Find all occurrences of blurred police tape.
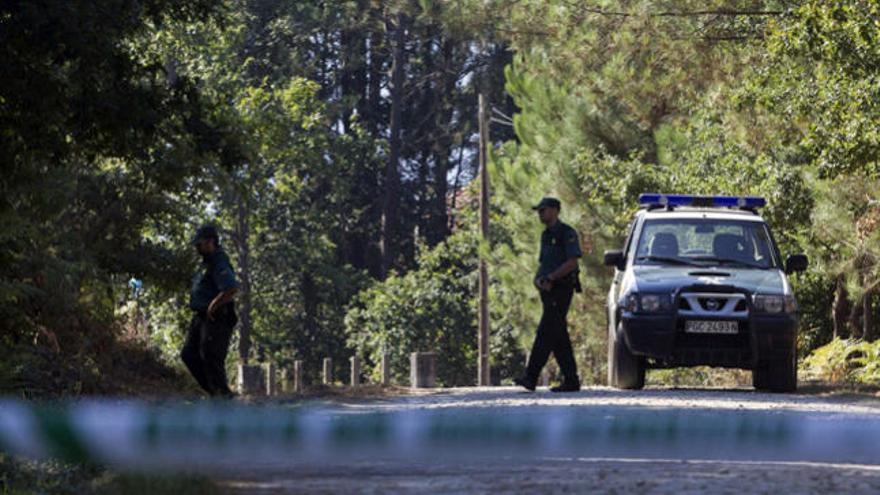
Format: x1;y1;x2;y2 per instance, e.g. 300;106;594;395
1;399;879;469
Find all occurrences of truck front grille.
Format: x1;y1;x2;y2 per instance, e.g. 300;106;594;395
677;292;749;318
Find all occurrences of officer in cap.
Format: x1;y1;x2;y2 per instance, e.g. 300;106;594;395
515;197;582;392
181;225;239;397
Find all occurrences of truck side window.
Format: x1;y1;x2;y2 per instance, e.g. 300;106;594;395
622;219;637;259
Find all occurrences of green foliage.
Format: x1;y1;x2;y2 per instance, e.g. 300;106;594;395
130;0;517;383
482;0;821;383
0;454;218;495
792;270;835;357
9;0;880;394
800;338;880;385
236;79;376;375
647;368;751;388
0;454;102;495
0;0;227;396
345;230;523;386
479;0;880;383
756;0;880;178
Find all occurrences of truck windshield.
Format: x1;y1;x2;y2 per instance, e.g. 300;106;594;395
634;218;779;269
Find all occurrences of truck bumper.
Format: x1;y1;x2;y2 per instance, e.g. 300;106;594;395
620;312;797;369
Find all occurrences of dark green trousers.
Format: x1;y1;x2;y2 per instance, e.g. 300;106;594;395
181;304;236;396
525;284;578;382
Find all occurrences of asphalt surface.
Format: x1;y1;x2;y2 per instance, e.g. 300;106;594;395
214;386;880;494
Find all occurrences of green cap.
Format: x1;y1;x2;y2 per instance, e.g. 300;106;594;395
191;225;219;245
532;197;561;210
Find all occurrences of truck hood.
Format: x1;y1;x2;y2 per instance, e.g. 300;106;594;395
630;265;788;295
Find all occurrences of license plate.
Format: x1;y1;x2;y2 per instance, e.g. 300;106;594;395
684;320;739;334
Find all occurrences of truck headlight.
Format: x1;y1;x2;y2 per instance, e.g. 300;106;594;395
640;294;669;312
753;295;797;314
623;293;639;313
622;293;672;313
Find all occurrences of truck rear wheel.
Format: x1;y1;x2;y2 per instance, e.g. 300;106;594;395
608;322;645;390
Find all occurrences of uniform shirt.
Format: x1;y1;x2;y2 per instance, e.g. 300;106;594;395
189;247;238;311
537;221;582;278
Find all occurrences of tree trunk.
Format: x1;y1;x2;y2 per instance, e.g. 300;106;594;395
863;251;877;340
300;271;320;379
427;38;455;246
850;264;865;339
366;8;385;136
233;194;253;364
341;9;367;135
833;275;850;339
380;12;407;278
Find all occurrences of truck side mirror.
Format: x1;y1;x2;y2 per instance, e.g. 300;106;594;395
604;250;626;271
785;254;808;274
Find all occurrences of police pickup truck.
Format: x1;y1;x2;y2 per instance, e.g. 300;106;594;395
603;194;808;392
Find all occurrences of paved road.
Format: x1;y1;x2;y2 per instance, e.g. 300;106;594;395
214;386;880;494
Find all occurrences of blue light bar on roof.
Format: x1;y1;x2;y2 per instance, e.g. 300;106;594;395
638;193;766;209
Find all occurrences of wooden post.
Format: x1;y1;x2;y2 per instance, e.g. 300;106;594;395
381;352;391;386
410;352;437;388
293;360;303;392
280;368;290;393
265;362;277;396
237;364;262;396
350;356;361;387
477;93;491;386
323;358;333;385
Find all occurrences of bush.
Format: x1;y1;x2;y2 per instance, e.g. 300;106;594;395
0;297;195;399
0;454;101;495
0;453;218;495
800;338;880;385
345;231;523;387
790;271;835;357
647;368;752;388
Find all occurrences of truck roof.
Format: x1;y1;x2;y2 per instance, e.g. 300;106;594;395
639;208;766;222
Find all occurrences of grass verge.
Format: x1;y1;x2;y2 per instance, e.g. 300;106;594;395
0;454;219;495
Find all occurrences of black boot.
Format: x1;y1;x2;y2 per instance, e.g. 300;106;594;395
514;376;537;392
551;377;580;393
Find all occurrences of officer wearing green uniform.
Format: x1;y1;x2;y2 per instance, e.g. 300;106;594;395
181;225;239;397
515;197;582;392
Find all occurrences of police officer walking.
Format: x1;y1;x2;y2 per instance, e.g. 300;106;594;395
515;197;582;392
181;225;239;398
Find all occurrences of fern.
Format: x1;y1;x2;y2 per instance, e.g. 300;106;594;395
800;338;880;385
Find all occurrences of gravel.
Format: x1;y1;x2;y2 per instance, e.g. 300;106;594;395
218;386;880;494
341;386;880;416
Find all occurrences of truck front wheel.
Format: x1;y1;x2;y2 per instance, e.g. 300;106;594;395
608;322;645;390
752;348;797;393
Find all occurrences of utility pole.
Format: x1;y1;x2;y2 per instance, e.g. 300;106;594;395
478;94;490;387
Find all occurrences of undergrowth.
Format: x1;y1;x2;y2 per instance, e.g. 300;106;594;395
0;454;218;495
799;338;880;385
